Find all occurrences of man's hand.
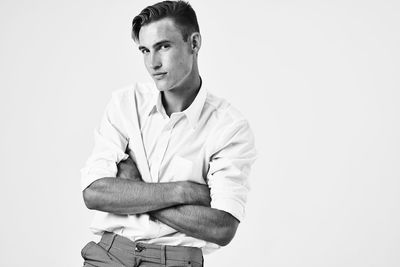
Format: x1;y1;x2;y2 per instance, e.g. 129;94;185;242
117;157;142;181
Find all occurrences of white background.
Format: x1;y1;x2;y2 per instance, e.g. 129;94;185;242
1;0;399;266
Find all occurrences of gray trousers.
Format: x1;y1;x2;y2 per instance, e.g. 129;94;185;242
81;232;203;267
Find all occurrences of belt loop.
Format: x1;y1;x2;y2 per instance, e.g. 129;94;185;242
134;257;140;267
160;245;166;265
104;232;117;252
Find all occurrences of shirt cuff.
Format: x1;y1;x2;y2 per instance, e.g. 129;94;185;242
80;156;128;191
80;170;114;191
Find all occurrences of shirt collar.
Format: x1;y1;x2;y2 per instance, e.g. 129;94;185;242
148;78;207;129
147;91;166;118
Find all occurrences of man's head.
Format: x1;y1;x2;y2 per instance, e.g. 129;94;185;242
132;1;201;92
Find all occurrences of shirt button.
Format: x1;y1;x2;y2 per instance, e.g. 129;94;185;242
135;244;145;252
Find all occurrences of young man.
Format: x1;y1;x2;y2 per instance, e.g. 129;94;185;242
81;1;256;266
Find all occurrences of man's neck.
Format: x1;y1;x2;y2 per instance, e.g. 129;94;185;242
162;75;201;117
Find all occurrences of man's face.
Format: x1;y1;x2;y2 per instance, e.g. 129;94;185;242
138;18;194;92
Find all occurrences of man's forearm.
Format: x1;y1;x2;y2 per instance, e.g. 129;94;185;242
83;178;209;215
150;205;239;246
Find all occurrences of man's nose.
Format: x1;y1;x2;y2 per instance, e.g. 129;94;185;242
149;52;162;70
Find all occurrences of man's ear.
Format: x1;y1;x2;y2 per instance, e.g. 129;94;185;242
189;32;201;54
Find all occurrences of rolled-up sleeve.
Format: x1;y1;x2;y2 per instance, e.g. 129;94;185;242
207;120;257;222
80;94;129;191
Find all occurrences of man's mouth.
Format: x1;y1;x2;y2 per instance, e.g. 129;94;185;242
153;72;167;80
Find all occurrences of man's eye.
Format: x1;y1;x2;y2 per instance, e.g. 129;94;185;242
160;44;170;50
141;49;149;54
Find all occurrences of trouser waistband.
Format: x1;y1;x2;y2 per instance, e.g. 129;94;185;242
100;232;203;265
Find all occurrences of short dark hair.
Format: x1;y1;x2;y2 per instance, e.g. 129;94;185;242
131;0;200;42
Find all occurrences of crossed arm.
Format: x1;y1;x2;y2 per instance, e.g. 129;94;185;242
83;158;239;246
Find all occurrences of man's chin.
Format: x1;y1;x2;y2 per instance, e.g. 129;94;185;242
154;80;171;92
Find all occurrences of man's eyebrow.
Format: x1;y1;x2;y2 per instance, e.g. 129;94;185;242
138;40;172;51
153;40;171;47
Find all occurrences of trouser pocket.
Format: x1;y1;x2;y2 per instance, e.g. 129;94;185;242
81;241;126;267
81;241;96;259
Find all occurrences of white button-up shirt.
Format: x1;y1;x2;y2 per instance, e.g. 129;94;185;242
81;81;257;254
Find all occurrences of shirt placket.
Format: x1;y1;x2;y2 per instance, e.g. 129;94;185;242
150;114;181;182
